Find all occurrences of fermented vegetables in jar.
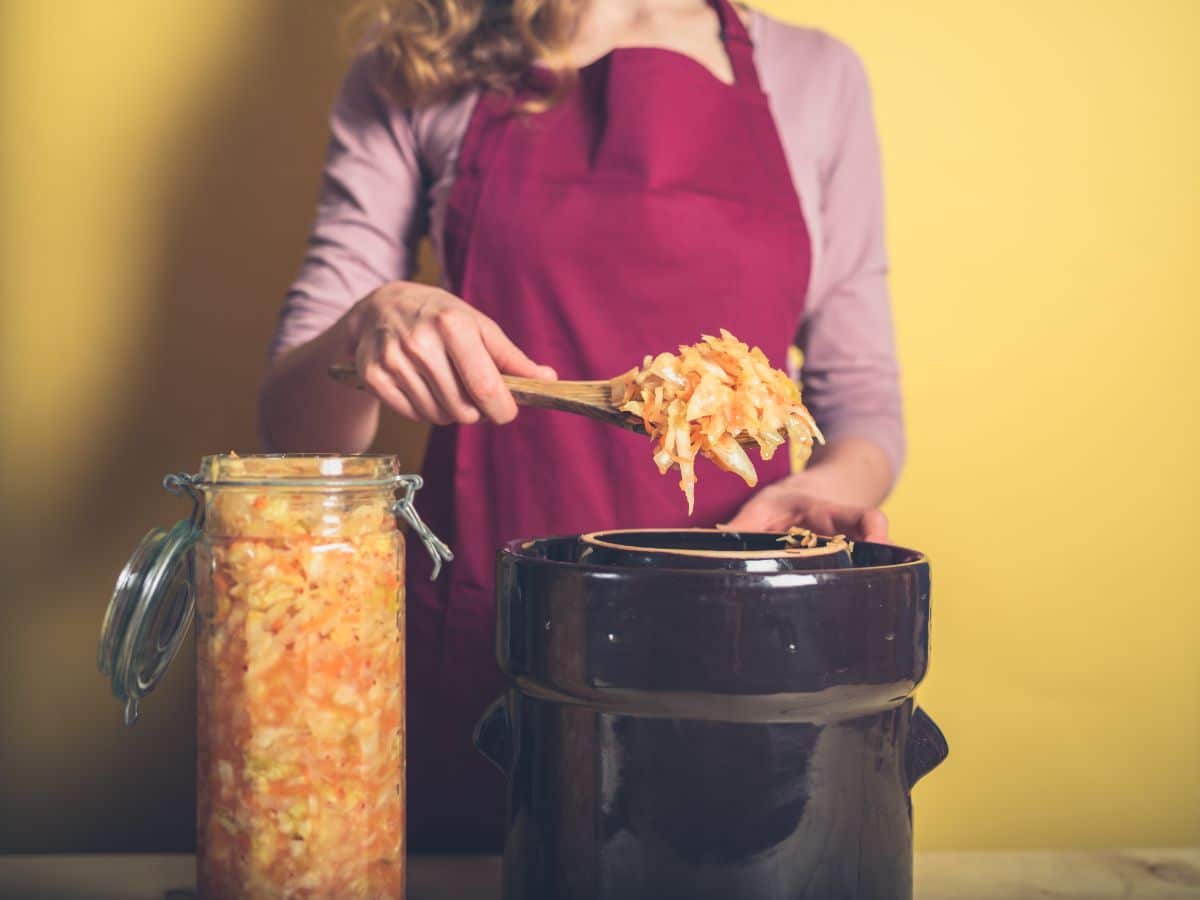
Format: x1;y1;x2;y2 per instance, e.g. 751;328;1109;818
98;453;452;899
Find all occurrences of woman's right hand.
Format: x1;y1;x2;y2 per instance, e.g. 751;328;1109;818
342;281;557;426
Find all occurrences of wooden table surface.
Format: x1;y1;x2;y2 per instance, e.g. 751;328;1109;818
0;849;1197;900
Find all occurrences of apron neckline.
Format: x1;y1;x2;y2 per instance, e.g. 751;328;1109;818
528;0;759;92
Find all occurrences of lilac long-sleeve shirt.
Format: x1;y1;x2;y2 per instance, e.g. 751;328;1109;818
272;13;906;474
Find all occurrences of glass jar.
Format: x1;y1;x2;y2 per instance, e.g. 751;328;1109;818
98;454;451;899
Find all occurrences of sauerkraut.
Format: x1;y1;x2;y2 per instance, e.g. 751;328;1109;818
779;525;851;554
195;456;404;899
612;330;824;513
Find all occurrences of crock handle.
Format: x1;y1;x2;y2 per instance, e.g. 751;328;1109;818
472;696;511;773
906;705;949;788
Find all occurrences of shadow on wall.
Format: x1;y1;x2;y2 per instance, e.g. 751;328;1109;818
1;2;430;852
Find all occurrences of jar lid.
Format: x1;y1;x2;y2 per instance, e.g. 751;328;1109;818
98;516;200;725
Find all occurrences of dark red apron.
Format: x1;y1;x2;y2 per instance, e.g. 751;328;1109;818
406;0;811;850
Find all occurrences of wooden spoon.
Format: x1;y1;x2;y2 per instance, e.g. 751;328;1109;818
327;362;762;445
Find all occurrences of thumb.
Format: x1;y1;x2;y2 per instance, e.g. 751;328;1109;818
477;315;557;380
721;494;779;532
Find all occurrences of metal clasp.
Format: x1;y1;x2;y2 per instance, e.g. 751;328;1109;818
393;474;453;580
163;472;205;527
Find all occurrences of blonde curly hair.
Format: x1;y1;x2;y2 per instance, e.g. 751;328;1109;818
348;0;585;109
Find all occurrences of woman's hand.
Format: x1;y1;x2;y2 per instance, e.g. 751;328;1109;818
344;282;556;426
722;473;889;541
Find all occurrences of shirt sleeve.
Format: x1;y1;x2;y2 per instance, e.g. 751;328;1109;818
797;38;906;478
268;53;426;360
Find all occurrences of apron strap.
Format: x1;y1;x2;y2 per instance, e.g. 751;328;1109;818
710;0;760;90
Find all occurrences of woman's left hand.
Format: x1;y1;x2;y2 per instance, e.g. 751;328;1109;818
722;474;889;541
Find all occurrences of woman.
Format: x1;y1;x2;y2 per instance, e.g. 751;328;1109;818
260;0;903;850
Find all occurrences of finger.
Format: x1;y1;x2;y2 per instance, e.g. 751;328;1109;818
379;336;454;426
720;507;767;532
395;324;477;424
374;324;453;427
859;508;889;542
722;491;789;532
826;503;886;542
437;314;520;424
802;506;838;536
356;338;421;422
475;314;557;380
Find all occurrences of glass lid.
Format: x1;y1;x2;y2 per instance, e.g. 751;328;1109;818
98;517;200;725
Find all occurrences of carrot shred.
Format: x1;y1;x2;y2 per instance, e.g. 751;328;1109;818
611;329;824;515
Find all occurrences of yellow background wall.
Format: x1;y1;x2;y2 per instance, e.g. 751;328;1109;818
1;0;1196;852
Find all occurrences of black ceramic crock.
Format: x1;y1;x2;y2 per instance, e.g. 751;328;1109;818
475;529;947;900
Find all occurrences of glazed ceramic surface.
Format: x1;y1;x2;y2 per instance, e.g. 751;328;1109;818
477;530;947;900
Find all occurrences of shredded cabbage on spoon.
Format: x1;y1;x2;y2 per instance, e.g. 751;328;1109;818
611;329;824;514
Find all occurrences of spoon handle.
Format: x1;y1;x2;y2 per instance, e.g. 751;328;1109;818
329;362;619;415
329;363;610;402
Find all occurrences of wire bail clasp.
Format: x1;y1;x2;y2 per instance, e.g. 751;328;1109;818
394;474;453;580
163;472;205;526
